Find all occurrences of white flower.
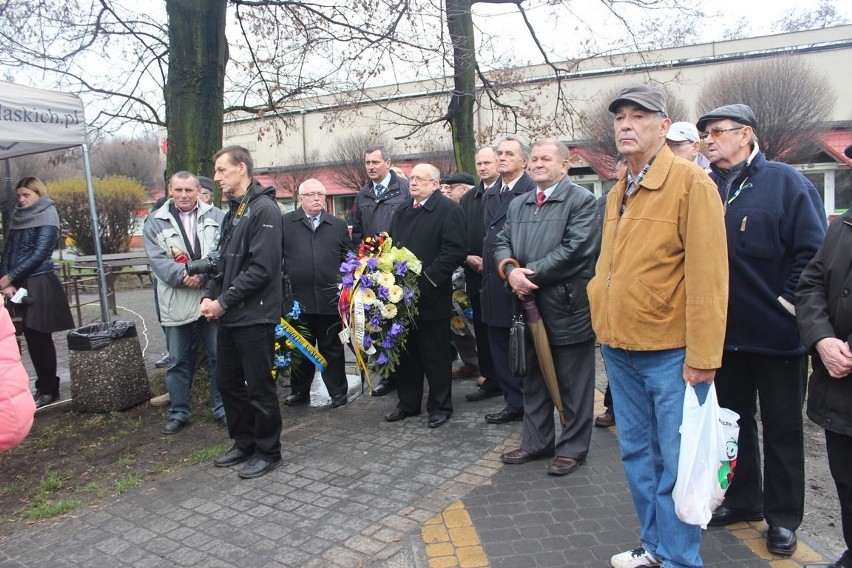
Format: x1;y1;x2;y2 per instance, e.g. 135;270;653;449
380;303;398;319
388;285;403;303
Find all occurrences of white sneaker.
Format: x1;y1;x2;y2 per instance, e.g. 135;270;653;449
611;546;661;568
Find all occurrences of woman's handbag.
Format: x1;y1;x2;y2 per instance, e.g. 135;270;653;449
508;312;527;376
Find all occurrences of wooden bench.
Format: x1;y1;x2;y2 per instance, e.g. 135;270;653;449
72;252;153;316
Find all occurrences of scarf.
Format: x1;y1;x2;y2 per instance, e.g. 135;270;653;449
10;197;61;231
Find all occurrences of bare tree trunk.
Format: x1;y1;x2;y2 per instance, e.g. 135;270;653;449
164;0;228;192
446;0;477;176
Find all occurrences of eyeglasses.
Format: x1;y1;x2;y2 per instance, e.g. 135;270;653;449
410;176;436;184
299;192;326;199
666;140;692;148
699;126;745;140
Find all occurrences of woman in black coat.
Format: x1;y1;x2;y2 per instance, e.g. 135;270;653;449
0;177;74;408
796;205;852;568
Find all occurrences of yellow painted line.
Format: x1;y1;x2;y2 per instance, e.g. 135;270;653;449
423;500;489;568
726;519;827;567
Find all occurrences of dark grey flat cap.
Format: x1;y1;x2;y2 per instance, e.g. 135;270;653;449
845;145;852;159
198;176;215;192
608;85;668;116
442;172;476;186
697;104;758;132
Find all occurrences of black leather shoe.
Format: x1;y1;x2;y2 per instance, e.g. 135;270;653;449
428;414;449;428
385;408;417;422
594;410;615;428
34;392;59;408
500;448;555;464
162;418;187;434
767;526;797;556
708;504;764;526
213;444;253;467
485;407;523;424
371;379;396;397
465;388;501;402
284;392;310;406
331;393;348;408
237;456;282;479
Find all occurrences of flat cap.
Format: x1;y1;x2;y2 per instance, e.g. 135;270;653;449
697;104;757;132
666;122;700;143
608;85;667;116
442;172;476;186
198;176;215;192
845;144;852;160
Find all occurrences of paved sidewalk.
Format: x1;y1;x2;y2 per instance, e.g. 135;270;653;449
3;287;836;567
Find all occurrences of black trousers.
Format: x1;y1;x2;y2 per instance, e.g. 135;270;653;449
826;429;852;558
487;326;523;412
23;327;59;395
290;314;348;398
395;318;453;417
471;293;500;394
714;351;807;530
216;324;282;460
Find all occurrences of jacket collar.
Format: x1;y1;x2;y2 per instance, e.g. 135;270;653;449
634;145;675;192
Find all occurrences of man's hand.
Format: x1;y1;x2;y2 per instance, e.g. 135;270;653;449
815;337;852;378
200;298;224;320
466;255;483;273
507;267;538;299
182;272;203;289
683;364;715;386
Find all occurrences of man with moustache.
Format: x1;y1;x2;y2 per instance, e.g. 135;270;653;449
493;139;598;476
479;134;536;424
385;163;467;428
281;179;353;409
201;145;284;480
351;145;411;397
588;86;728;568
143;171;226;434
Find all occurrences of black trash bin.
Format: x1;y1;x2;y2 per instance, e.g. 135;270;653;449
67;321;150;413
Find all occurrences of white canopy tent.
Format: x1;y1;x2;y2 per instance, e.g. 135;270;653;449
0;80;111;322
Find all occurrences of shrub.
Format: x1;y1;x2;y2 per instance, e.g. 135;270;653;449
48;176;146;255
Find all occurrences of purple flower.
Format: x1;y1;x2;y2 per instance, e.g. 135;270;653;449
388;322;404;337
377;285;390;301
376;352;389;365
381;336;396;349
363;335;372;350
366;257;378;269
403;287;415;302
394;262;407;276
342;274;354;287
361;275;373;287
370;315;382;329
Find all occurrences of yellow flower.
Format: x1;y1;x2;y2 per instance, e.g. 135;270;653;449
376;272;395;288
275;342;280;351
452;289;469;307
285;340;295;349
388;285;403;303
451;316;467;329
361;287;377;302
380;303;398;319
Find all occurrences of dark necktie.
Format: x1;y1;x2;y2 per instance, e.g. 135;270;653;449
500;184;510;193
375;183;384;197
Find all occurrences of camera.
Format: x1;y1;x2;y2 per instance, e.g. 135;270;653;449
186;251;224;280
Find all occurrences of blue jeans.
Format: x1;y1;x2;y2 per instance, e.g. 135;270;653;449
163;318;224;422
601;346;705;568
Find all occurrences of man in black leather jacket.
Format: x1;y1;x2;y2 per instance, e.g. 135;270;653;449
493;139;599;477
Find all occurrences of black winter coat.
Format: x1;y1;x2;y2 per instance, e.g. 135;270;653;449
480;172;536;327
389;191;467;321
204;181;282;327
493;176;598;345
796;210;852;436
282;209;352;315
458;180;491;298
351;170;410;245
0;225;57;283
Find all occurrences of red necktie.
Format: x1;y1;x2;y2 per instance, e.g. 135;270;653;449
413;202;421;209
536;191;545;208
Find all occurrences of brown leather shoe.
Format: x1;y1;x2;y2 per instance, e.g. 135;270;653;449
500;447;554;464
547;456;583;476
595;410;615;428
452;364;479;379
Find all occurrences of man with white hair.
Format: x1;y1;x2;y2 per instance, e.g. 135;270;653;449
665;122;711;172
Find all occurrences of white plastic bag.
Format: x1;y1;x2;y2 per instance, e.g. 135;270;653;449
673;383;740;528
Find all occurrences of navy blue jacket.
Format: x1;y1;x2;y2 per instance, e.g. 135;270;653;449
0;225;58;284
351;170;410;246
713;151;827;355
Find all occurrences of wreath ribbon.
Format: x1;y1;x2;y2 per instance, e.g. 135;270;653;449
279;318;327;372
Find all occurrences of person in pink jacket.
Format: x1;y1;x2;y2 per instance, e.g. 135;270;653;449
0;300;35;450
